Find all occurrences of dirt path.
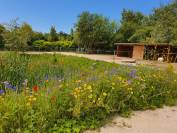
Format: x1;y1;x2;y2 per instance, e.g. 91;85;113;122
26;51;177;72
86;106;177;133
25;51;136;65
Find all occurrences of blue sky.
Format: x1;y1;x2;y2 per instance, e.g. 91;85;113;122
0;0;171;33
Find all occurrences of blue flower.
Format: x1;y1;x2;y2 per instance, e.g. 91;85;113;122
3;81;16;91
0;90;5;95
129;69;137;78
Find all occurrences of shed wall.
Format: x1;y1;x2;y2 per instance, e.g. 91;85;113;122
132;45;145;59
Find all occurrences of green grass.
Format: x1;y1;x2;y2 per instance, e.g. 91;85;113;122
0;52;177;132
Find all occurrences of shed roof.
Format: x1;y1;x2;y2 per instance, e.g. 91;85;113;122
114;43;176;46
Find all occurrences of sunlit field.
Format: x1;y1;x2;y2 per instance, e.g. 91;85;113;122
0;52;177;132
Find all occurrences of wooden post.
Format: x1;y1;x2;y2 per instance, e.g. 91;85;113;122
116;45;119;56
167;45;171;62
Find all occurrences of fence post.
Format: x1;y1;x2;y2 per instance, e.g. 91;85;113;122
113;50;116;63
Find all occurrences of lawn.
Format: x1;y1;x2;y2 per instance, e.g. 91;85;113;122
0;52;177;133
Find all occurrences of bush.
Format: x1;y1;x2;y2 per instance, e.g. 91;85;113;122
32;40;74;50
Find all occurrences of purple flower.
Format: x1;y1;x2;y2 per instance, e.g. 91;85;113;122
0;90;5;95
45;75;49;80
3;81;16;91
127;80;132;85
110;68;118;75
129;69;137;78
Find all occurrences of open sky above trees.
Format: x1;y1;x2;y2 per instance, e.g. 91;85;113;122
0;0;176;51
0;0;171;33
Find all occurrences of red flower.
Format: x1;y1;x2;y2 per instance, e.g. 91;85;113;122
33;86;39;92
51;96;56;103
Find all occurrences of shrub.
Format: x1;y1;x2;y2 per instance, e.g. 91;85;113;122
32;40;74;50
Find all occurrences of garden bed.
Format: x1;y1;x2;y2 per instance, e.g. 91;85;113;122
0;52;177;132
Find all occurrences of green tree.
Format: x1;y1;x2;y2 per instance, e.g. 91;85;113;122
75;12;117;49
48;26;58;42
116;9;146;43
147;0;177;44
3;20;33;51
0;24;5;49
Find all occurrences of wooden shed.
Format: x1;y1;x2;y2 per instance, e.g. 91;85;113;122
115;43;145;60
115;43;177;62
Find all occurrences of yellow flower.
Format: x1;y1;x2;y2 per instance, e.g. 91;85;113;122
112;82;115;86
84;84;87;88
88;94;93;99
128;88;133;91
26;87;30;90
0;96;4;101
76;80;81;83
74;88;80;94
87;85;92;90
103;92;107;96
28;97;32;102
32;97;37;101
98;98;101;101
26;102;31;106
112;87;115;90
59;84;63;88
74;95;78;98
118;76;123;81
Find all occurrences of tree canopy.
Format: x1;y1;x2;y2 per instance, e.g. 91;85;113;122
116;1;177;45
48;26;58;42
3;20;33;51
74;12;117;49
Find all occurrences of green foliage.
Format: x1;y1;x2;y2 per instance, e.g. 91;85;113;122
31;32;46;43
0;53;177;132
32;40;74;50
0;25;5;49
116;9;146;43
147;1;177;44
48;26;58;42
116;1;177;44
75;11;117;49
3;20;33;51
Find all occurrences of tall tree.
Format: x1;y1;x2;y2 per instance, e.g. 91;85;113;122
48;26;58;42
116;9;146;43
147;0;177;44
0;24;5;49
75;12;117;49
3;20;33;51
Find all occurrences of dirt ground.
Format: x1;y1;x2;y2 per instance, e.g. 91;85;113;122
25;51;177;72
86;106;177;133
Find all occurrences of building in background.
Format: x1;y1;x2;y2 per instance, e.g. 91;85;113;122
115;43;177;62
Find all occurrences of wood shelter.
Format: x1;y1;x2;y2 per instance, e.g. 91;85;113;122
115;43;177;62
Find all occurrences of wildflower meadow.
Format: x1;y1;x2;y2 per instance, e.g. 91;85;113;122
0;52;177;132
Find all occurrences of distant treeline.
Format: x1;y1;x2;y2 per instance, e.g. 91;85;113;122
0;0;176;51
